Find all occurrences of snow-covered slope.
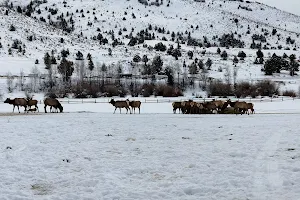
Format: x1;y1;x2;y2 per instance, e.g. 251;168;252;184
0;0;300;93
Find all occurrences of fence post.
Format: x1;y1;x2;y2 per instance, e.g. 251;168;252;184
68;99;69;104
95;99;97;103
271;97;272;102
82;99;83;103
157;99;158;103
282;97;283;101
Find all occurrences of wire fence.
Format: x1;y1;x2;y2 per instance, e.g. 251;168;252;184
0;96;297;105
53;96;297;104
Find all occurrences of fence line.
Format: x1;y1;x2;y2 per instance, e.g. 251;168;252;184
53;96;296;104
0;96;296;105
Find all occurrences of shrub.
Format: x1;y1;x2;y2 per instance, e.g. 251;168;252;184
154;84;183;97
104;85;121;97
140;83;154;97
282;90;297;97
234;82;258;98
255;80;278;97
208;81;233;97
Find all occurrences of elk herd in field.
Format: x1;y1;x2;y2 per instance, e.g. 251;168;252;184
172;99;255;115
4;97;63;113
3;97;254;115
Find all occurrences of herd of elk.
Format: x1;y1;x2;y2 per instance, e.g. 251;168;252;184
172;99;255;115
109;99;141;114
3;97;254;115
4;97;63;113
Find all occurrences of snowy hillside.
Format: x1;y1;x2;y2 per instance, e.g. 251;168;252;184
0;0;300;96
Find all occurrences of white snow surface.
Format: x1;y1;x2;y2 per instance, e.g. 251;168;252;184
0;99;300;199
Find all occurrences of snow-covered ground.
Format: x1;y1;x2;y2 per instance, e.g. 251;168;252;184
0;111;300;199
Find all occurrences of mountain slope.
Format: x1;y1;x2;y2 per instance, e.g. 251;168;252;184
0;0;300;94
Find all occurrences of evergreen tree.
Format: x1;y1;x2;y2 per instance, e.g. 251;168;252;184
58;57;74;82
44;52;51;69
165;67;174;86
76;51;84;60
237;51;246;60
221;51;228;60
256;49;264;58
133;54;141;63
264;55;288;75
233;56;239;64
51;50;57;64
9;24;16;31
151;55;163;74
198;60;204;70
288;54;299;76
205;58;213;69
87;54;94;72
188;62;198;74
187;51;193;59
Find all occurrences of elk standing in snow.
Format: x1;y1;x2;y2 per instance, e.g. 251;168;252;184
4;98;27;113
109;99;131;114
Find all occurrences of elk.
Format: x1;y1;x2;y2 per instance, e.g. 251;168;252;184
27;99;39;112
212;99;226;111
202;101;217;113
234;101;248;115
4;98;27;113
44;98;63;113
181;100;193;114
247;103;255;114
172;101;182;114
128;100;141;114
109;99;131;114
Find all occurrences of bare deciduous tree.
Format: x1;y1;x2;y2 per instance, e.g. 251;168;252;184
6;72;14;93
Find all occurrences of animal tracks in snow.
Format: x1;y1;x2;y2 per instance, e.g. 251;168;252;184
252;131;283;199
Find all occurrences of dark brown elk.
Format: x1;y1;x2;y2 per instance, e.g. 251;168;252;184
234;101;248;115
190;102;197;114
128;100;141;114
196;102;204;113
44;98;63;113
4;98;27;113
181;100;193;114
172;102;182;114
109;99;131;114
247;103;255;114
227;99;237;108
212;99;226;111
202;101;217;113
27;99;39;112
190;102;205;114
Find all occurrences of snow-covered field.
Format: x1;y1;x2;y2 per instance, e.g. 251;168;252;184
0;101;300;199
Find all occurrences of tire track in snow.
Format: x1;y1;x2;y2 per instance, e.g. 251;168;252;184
252;131;283;199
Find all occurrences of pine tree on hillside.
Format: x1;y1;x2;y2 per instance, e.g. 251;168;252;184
44;52;51;69
87;53;94;72
188;62;198;74
76;51;84;60
58;57;74;82
151;55;163;74
256;49;264;58
205;58;213;69
165;67;174;86
221;51;228;60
